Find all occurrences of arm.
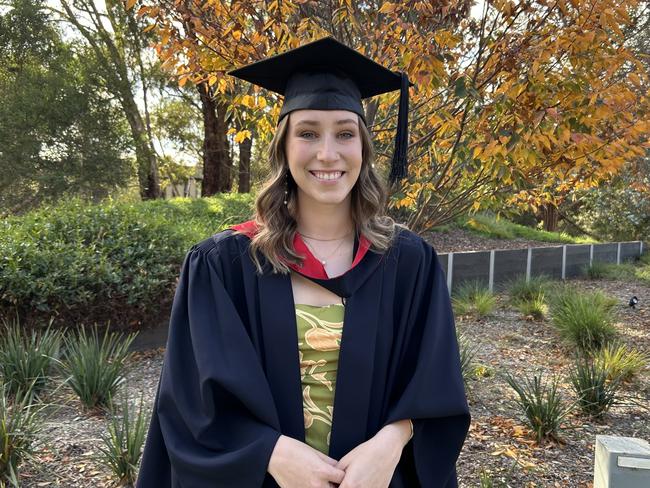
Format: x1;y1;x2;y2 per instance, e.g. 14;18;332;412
137;246;282;487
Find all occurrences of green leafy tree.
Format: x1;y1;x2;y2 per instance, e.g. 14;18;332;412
0;0;133;214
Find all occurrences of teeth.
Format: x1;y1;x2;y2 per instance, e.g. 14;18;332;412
312;171;343;180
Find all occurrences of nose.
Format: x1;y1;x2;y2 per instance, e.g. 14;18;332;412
316;134;339;163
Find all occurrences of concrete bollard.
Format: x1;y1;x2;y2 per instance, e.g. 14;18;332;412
594;435;650;488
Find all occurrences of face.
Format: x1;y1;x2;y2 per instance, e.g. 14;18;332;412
285;109;363;208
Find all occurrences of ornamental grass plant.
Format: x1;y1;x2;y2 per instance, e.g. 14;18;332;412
452;281;496;318
504;371;572;443
0;317;62;402
569;357;622;419
514;291;548;321
507;275;552;304
98;392;148;487
594;343;648;382
59;326;136;411
0;384;45;487
549;286;618;351
456;331;479;385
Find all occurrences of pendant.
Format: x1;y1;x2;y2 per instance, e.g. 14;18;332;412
321;260;326;265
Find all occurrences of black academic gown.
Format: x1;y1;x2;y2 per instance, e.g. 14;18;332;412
136;226;470;488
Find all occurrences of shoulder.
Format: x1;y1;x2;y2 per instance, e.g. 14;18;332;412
187;222;253;259
391;226;439;261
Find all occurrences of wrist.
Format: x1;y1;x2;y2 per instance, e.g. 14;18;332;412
267;434;286;476
380;419;412;451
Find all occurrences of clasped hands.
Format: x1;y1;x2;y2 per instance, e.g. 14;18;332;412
268;420;411;488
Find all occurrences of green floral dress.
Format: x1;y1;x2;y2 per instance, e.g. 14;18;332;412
295;303;344;455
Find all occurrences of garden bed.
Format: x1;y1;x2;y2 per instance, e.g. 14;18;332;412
17;276;650;487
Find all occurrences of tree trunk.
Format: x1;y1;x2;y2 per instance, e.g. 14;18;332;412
198;83;231;195
216;99;231;192
122;96;161;199
238;133;252;193
541;204;559;232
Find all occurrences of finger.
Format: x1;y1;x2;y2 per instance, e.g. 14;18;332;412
315;451;338;466
325;465;346;485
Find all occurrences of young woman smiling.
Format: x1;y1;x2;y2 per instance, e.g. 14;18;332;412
137;37;469;488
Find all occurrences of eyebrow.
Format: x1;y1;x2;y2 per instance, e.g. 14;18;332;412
294;118;358;127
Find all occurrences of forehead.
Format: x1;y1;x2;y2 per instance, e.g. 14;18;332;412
289;110;359;126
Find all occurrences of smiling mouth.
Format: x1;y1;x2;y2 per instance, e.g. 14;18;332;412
309;171;345;181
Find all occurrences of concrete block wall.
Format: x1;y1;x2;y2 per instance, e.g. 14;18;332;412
437;240;646;294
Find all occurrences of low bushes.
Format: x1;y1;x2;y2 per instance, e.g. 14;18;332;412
0;385;45;487
0;318;62;401
0;195;253;330
99;394;148;486
0;323;140;485
59;327;137;411
569;357;622;418
549;286;618;351
504;371;572;443
452;281;496;318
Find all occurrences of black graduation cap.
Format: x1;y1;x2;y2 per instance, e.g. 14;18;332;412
228;37;412;183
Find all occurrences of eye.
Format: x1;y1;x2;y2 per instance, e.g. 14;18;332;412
338;131;355;139
299;131;316;139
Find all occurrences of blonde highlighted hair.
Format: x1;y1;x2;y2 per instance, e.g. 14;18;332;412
235;113;404;275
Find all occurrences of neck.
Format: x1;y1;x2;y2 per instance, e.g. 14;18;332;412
295;196;355;240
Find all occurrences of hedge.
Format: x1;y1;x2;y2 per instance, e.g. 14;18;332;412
0;195;253;330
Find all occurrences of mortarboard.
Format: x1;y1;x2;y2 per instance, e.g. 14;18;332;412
228;36;412;184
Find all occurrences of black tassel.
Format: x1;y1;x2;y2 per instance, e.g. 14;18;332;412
389;71;410;184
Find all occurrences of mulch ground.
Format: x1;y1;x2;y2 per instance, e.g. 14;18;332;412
17;273;649;487
455;275;650;487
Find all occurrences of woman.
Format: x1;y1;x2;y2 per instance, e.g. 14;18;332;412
137;37;469;488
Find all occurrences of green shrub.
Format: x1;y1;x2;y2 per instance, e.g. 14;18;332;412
99;392;148;486
0;195;253;330
452;281;496;318
59;327;136;411
586;262;636;281
0;317;62;401
549;287;618;351
0;385;44;487
514;292;548;321
507;275;551;304
504;371;572;443
586;262;608;279
570;357;622;418
594;343;648;381
456;331;479;385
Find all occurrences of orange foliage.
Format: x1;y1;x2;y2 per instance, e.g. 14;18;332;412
131;0;649;230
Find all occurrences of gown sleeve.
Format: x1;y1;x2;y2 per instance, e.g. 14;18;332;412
383;238;470;488
136;244;282;488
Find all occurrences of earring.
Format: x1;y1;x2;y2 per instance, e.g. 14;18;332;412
284;169;289;205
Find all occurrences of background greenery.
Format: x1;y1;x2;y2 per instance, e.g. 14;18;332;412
0;195;253;329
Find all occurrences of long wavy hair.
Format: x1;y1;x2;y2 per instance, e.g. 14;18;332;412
236;112;404;275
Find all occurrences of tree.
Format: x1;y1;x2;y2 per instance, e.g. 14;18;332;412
0;0;133;214
140;0;648;231
48;0;162;199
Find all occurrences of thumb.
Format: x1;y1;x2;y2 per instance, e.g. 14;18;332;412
315;451;338;466
324;463;346;484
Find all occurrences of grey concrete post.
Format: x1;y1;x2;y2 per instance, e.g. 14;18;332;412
590;244;594;267
617;242;622;265
561;245;567;280
526;248;532;283
488;250;495;292
594;435;650;488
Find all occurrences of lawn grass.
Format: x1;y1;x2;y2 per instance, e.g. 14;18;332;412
450;213;597;244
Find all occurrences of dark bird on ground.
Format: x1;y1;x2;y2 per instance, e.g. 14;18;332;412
629;296;638;309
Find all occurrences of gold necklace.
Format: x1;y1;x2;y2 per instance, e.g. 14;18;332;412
298;229;354;241
300;233;351;265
